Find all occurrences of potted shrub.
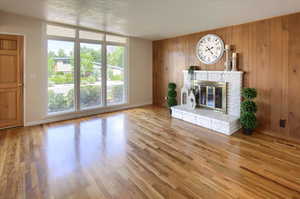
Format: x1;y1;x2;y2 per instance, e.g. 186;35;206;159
167;82;177;114
240;88;257;135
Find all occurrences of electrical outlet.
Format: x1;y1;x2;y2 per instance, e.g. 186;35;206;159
279;119;286;128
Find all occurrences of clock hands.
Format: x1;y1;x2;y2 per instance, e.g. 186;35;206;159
205;47;215;56
205;46;214;51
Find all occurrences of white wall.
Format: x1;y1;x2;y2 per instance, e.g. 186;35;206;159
0;11;152;125
129;37;153;105
0;11;47;124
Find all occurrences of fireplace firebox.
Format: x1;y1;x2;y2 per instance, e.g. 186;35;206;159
197;81;227;113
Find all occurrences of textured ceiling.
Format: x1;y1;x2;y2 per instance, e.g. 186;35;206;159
1;0;300;40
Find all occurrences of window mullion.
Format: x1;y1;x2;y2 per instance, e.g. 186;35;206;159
124;45;129;104
74;29;81;111
102;35;107;107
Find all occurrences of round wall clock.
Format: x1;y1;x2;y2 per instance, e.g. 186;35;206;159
196;34;225;64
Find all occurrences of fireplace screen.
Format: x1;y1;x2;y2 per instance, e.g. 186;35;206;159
197;81;227;113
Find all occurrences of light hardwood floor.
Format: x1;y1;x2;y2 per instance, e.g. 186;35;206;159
0;106;300;199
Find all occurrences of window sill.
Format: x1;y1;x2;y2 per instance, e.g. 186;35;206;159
46;102;128;119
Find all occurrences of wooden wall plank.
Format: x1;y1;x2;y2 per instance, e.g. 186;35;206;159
152;12;300;143
255;20;271;132
281;16;290;137
288;13;300;140
269;17;284;137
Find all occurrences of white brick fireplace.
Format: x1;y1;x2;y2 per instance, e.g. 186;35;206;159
171;70;243;135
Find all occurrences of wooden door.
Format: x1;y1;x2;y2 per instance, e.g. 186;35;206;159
0;34;23;128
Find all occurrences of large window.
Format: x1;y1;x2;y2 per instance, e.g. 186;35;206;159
47;25;128;115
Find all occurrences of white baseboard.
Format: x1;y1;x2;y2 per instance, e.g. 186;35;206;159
25;101;152;127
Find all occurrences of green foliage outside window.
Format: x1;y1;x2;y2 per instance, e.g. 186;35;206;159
49;73;74;85
80;85;101;108
48;84;124;112
107;68;123;81
48;90;74;112
107;47;124;67
107;85;124;104
48;46;124;85
48;86;100;112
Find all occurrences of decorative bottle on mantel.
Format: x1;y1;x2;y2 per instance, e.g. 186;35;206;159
232;53;238;71
224;44;231;71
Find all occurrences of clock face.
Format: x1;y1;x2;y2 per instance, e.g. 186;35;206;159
196;34;224;64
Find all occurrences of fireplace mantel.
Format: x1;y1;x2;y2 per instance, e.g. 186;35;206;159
171;70;243;135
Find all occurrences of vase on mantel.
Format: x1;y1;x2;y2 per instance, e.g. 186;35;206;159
187;66;198;80
232;53;237;71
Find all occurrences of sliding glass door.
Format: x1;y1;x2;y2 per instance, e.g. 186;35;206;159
47;25;128;115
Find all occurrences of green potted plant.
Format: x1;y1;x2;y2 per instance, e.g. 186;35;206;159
167;82;177;114
240;88;257;135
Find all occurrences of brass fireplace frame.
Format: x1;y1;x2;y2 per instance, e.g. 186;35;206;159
196;81;227;113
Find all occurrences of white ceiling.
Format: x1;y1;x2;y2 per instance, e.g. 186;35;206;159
1;0;300;40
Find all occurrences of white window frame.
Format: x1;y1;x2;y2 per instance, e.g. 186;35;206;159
46;24;129;116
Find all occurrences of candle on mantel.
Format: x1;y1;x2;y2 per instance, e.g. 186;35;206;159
224;44;231;71
232;53;238;71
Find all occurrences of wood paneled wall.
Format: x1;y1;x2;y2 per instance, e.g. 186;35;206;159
153;12;300;142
